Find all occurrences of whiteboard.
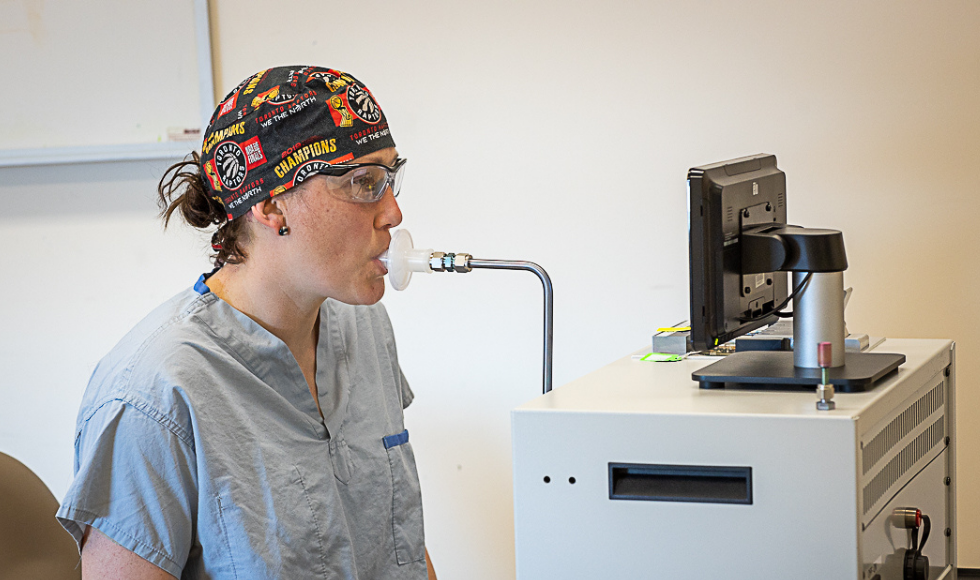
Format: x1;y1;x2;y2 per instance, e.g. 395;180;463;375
0;0;213;166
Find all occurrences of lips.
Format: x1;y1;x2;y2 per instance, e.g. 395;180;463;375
375;248;390;274
372;232;392;275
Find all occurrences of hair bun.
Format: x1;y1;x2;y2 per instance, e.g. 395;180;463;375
158;152;250;266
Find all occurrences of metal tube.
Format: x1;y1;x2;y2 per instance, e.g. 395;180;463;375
793;271;846;369
468;259;554;394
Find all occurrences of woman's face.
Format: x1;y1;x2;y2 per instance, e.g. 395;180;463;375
280;146;403;305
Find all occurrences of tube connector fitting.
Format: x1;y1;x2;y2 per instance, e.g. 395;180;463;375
452;253;472;273
429;252;448;272
430;252;473;273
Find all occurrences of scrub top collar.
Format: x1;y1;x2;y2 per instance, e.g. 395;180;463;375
190;272;347;437
194;269;219;295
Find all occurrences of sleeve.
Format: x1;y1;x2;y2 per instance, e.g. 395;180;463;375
56;399;197;578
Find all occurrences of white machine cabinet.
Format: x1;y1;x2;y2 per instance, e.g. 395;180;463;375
512;339;956;579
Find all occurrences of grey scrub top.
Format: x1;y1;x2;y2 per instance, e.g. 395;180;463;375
57;281;426;579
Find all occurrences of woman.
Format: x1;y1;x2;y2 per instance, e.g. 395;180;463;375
57;66;436;579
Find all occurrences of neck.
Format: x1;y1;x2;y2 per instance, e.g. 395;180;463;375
205;261;322;355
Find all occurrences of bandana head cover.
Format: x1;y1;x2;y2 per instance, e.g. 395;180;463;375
200;66;396;220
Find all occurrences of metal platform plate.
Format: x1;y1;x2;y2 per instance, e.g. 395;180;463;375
692;351;906;392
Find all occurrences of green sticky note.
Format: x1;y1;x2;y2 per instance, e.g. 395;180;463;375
641;352;683;363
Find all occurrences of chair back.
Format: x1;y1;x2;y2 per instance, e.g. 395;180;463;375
0;452;80;580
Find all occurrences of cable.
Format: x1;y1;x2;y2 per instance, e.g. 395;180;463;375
918;515;931;554
738;273;813;323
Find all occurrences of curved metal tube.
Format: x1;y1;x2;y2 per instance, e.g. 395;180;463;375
468;259;554;394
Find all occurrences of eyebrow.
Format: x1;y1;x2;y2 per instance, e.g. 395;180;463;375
354;150;399;167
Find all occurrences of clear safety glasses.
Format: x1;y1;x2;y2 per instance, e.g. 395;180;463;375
314;157;407;203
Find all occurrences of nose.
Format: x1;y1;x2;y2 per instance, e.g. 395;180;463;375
375;186;402;230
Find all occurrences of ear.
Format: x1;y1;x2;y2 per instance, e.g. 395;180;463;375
249;199;285;233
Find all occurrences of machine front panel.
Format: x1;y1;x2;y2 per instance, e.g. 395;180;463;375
513;410;857;578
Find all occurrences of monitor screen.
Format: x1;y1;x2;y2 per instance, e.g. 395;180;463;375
688;154;788;352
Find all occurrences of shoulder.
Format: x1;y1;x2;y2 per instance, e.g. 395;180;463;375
78;288;225;433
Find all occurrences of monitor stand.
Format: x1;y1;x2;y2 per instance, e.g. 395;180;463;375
692;271;905;392
692;351;905;392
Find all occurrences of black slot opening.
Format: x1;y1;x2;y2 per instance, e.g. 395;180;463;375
609;463;752;504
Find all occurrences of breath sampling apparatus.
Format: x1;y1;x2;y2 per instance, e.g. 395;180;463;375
380;229;554;393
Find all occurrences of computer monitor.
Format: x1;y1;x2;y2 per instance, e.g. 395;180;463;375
688;154;788;352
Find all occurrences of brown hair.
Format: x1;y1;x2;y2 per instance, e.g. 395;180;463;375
157;152;251;267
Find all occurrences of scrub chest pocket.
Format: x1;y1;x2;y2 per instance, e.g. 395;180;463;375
384;429;425;565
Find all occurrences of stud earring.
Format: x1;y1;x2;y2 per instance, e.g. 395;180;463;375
278;226;290;236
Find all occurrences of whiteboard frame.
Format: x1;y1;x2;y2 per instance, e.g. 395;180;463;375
0;0;214;168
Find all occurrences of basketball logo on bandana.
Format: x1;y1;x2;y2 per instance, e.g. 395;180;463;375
268;90;296;106
347;84;381;123
214;141;248;190
308;71;349;92
201;66;397;220
294;160;330;185
251;86;281;109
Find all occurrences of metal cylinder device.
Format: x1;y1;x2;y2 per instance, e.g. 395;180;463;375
793;271;846;369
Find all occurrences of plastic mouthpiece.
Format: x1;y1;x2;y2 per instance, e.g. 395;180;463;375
379;229;433;291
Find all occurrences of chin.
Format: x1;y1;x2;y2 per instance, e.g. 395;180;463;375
366;285;386;305
350;280;386;306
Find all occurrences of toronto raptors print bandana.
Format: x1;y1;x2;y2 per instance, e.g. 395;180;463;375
199;66;397;220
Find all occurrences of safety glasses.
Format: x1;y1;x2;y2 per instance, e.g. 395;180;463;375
313;157;407;203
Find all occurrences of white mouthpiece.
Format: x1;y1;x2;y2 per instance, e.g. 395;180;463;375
379;229;433;291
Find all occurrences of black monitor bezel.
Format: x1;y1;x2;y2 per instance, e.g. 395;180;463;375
688;154;788;352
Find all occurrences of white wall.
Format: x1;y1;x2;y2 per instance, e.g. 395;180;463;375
1;0;976;576
0;0;202;150
0;159;207;491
